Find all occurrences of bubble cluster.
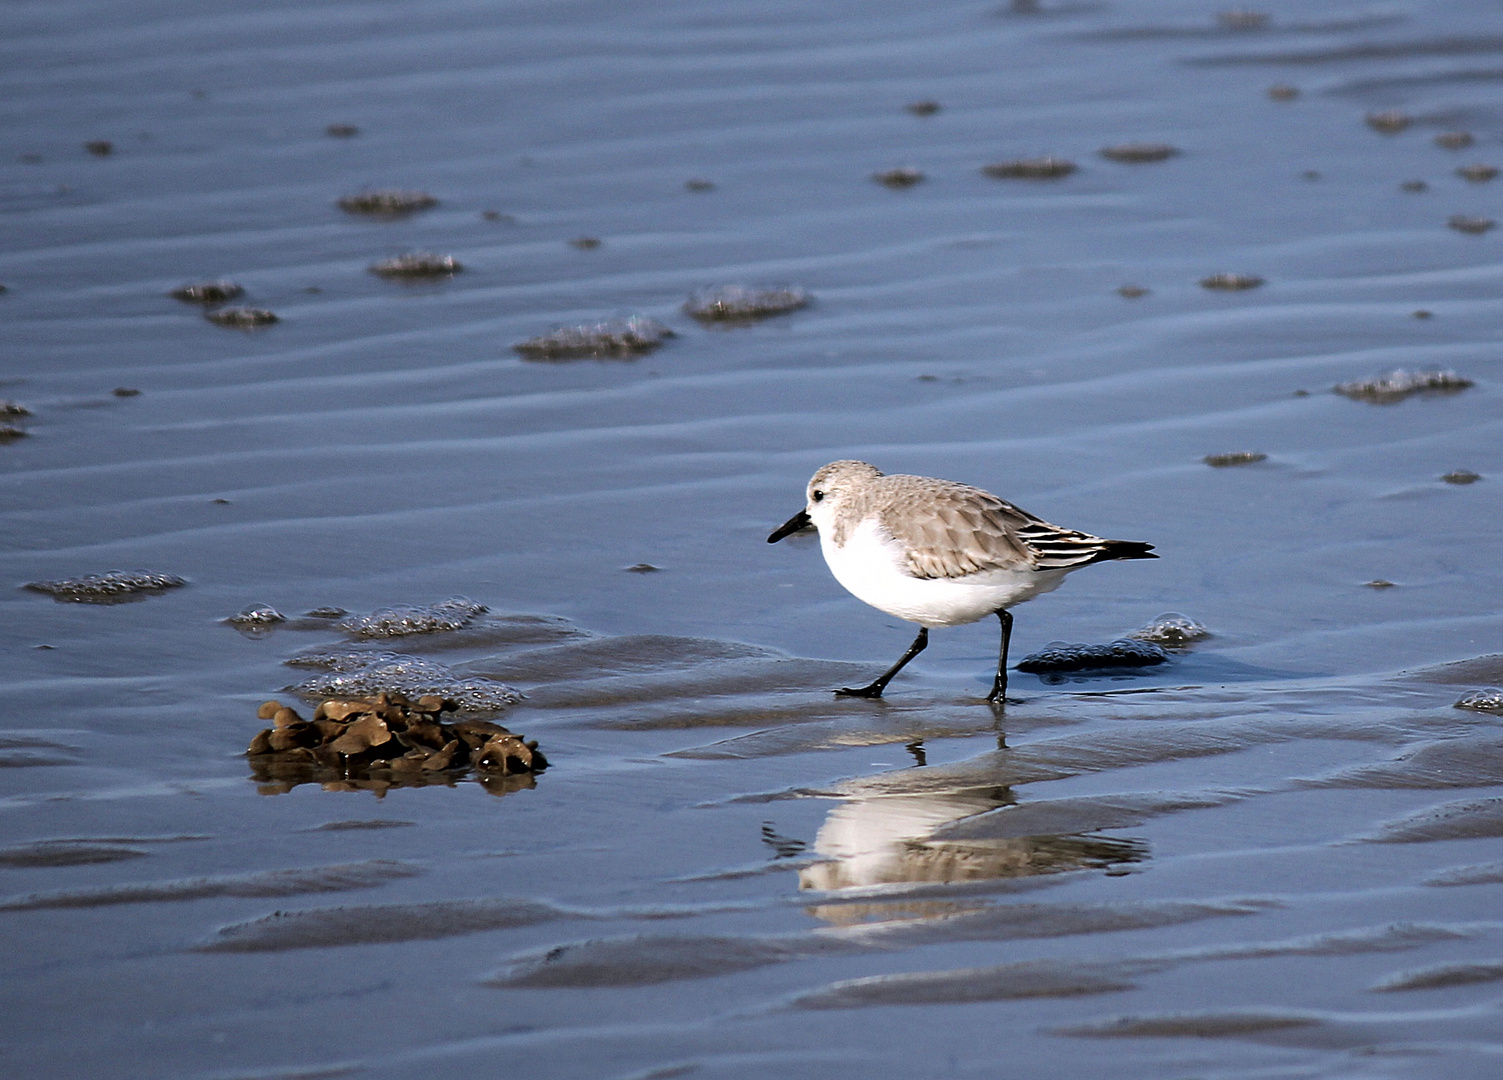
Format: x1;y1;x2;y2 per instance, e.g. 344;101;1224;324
25;570;186;603
1334;369;1473;404
368;253;461;278
1129;613;1211;647
337;596;487;637
287;651;523;712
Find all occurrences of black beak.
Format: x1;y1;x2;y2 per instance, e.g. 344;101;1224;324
767;509;812;544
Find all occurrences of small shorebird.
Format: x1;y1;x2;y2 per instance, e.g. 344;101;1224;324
767;460;1156;701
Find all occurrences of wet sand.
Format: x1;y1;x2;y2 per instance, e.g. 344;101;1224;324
2;1;1502;1077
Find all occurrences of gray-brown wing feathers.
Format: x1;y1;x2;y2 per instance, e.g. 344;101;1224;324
872;476;1126;579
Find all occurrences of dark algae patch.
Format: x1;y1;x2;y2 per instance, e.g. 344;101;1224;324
513;317;674;360
1099;142;1178;163
246;693;545;795
1016;640;1169;674
1365;110;1411;134
170;280;243;304
25;569;185;603
1204;451;1266;467
684;286;808;321
982;156;1076;179
1457;164;1498;183
1449;214;1495;234
1442;469;1481;484
205;306;278;328
337;189;437;216
872;167;924;188
1200;273;1263;291
368;253;461;278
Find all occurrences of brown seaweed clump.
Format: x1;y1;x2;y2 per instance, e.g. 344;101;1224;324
206;307;278;328
25;570;186;603
1449;215;1495;235
1442;470;1481;485
684;286;809;322
1366;111;1411;135
1267;84;1299;101
1435;131;1474;150
1100;143;1178;164
1204;451;1266;467
338;190;437;216
1200;273;1264;291
247;694;546;795
1457;164;1499;183
1455;689;1503;713
1334;369;1473;403
982;156;1076;180
873;167;924;188
513;316;675;360
368;253;462;278
170;281;243;304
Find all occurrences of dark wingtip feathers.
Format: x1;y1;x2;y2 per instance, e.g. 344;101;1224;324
1100;540;1157;561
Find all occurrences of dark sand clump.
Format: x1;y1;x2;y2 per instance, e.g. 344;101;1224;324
873;167;924;188
906;100;940;116
983;156;1076;180
1334;369;1472;403
1267;84;1298;101
684;286;809;322
205;306;278;328
1436;131;1474;150
25;570;186;603
337;190;437;216
1100;143;1178;163
1117;284;1149;298
84;140;113;157
1129;613;1211;647
1017;640;1169;674
514;317;674;360
1442;470;1481;485
1448;215;1495;234
1366;110;1410;134
368;253;461;278
247;694;546;796
1200;273;1264;291
170;280;243;304
1204;451;1266;467
1457;164;1499;183
325;124;359;137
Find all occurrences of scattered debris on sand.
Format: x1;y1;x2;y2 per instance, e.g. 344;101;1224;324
1129;613;1211;647
1442;470;1481;485
982;157;1076;180
1204;451;1266;467
338;190;437;216
247;694;545;796
1435;131;1473;150
1017;640;1169;674
1334;369;1473;403
684;285;809;322
325;124;359;138
1267;84;1298;101
25;570;186;603
1100;143;1178;163
339;597;487;637
170;281;243;304
873;167;924;188
1200;273;1263;291
1448;215;1495;235
1117;284;1150;298
906;100;940;116
368;253;461;278
513;316;675;360
1457;164;1499;183
1366;111;1410;135
1455;689;1503;713
84;140;113;157
206;307;278;328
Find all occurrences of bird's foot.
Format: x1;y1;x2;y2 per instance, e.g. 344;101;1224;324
835;683;884;699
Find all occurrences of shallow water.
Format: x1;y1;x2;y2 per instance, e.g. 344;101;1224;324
3;0;1503;1077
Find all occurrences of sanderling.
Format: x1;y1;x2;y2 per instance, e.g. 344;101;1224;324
767;460;1156;701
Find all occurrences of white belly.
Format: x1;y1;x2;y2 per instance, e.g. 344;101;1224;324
820;518;1067;628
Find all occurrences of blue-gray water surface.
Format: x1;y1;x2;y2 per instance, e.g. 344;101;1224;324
3;1;1503;1077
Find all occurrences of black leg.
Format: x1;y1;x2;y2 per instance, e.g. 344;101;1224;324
837;627;928;698
987;609;1013;703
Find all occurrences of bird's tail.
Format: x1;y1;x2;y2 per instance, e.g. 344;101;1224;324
1097;540;1157;562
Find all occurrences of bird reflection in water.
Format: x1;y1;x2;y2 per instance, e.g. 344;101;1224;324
799;765;1145;926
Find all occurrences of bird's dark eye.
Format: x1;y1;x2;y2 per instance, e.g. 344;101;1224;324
812;490;824;502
